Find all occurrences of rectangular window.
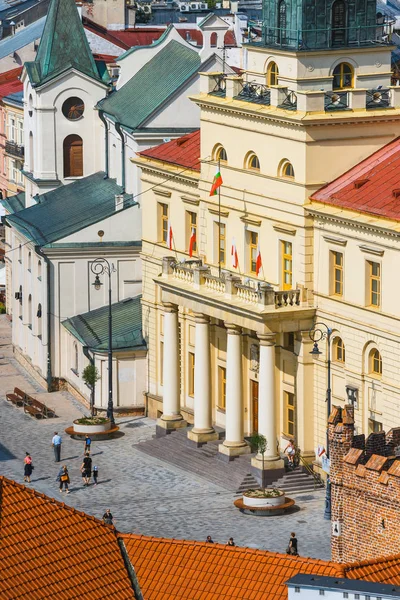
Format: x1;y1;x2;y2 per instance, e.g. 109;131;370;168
218;366;226;410
368;418;382;435
368;261;381;307
159;341;164;385
249;231;258;274
8;117;16;142
187;211;197;255
331;251;343;296
18;121;23;145
159;203;169;244
188;352;195;397
281;241;293;290
284;391;295;436
214;221;226;266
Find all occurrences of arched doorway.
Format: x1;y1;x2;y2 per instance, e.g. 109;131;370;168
63;134;83;177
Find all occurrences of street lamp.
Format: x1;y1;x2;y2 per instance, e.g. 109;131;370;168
91;258;116;427
309;322;332;520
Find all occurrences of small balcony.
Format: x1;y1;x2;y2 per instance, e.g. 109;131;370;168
5;140;24;159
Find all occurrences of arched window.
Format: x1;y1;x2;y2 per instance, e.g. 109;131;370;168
213;144;228;163
277;0;287;44
28;251;31;272
63;134;83;178
18;244;22;262
38;260;42;280
333;63;354;90
73;342;79;373
333;337;345;362
369;349;382;376
18;285;22;319
245;152;260;171
279;159;295;179
210;32;217;47
29;132;34;172
28;294;32;328
267;61;279;86
332;0;346;46
37;303;42;338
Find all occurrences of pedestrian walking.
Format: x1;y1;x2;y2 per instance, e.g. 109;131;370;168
286;532;298;556
227;537;235;546
206;536;214;543
24;452;33;483
92;465;99;486
81;452;92;486
52;431;62;462
84;434;92;454
103;509;113;525
59;465;70;494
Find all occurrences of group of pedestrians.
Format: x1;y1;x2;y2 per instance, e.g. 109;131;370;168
53;434;99;492
205;533;299;555
206;536;236;546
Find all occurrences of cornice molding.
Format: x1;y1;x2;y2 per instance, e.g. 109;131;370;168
323;235;347;246
154;189;171;198
274;224;296;236
359;244;385;256
240;215;262;226
208;206;229;217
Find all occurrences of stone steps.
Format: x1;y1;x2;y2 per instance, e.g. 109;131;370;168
270;467;324;494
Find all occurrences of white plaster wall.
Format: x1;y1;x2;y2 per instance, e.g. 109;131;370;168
59;204;141;244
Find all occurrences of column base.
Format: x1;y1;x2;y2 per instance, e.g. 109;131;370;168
251;455;285;487
218;441;251;461
156;416;187;437
187;428;219;445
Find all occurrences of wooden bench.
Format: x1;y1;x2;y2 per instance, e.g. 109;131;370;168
24;404;44;419
27;395;56;418
6;387;26;407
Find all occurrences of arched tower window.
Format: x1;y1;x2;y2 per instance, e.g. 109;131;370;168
279;159;295;179
332;0;347;46
245;152;260;171
277;0;287;44
210;32;217;47
332;63;354;90
267;61;279;86
63;134;83;178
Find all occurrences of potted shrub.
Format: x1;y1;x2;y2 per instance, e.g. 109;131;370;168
82;364;100;418
243;433;285;508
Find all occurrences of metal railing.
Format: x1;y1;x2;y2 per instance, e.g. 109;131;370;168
299;454;324;490
278;90;297;111
366;88;391;109
324;91;349;111
235;81;271;105
5;140;24;159
209;74;227;98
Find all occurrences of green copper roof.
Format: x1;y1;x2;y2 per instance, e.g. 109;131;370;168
2;191;25;215
6;173;137;246
62;295;146;352
98;40;200;131
25;0;107;86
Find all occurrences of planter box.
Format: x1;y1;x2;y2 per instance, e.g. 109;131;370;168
243;490;285;508
73;419;111;434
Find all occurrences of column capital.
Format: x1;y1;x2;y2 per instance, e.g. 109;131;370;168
225;322;242;335
257;333;276;346
162;302;179;314
193;312;210;324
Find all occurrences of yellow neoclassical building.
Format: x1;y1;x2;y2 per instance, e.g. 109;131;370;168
134;4;400;480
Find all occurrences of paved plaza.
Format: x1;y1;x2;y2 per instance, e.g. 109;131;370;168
0;317;331;559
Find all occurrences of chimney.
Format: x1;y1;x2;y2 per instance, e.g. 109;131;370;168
115;194;124;212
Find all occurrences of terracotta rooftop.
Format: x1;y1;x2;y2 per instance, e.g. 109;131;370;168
0;477;136;599
121;534;342;599
139;130;200;172
310;137;400;222
0;67;23;100
344;554;400;585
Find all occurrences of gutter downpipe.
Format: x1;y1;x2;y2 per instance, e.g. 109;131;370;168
98;110;109;179
115;122;126;193
36;246;52;391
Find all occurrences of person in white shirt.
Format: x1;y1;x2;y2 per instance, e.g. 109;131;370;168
52;432;62;462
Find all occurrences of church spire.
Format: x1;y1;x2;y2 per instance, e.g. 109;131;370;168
26;0;104;86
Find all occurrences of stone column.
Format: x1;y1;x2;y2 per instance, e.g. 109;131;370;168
188;314;218;444
219;323;250;458
251;334;284;478
157;303;187;434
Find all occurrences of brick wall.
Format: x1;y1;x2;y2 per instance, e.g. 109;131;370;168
330;405;400;563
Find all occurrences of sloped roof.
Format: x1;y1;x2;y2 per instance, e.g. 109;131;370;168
62;295;145;352
0;476;136;599
121;535;343;600
0;67;23;100
344;554;400;585
98;40;200;130
1;191;25;215
25;0;107;87
139;130;200;171
310;137;400;222
0;17;45;61
6;173;136;246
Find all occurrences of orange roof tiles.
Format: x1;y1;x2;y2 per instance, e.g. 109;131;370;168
0;477;136;599
0;67;23;100
310;137;400;221
139;130;200;172
120;534;343;600
345;554;400;585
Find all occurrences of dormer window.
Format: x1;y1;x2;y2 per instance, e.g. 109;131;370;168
333;63;354;90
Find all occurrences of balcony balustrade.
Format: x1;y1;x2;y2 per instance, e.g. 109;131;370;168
5;140;24;159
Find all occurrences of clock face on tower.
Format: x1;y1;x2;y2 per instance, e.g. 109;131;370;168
62;97;85;120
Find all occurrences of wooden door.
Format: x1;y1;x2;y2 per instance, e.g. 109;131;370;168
251;380;259;434
63;134;83;177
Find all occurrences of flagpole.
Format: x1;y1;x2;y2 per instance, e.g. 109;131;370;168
218;158;221;279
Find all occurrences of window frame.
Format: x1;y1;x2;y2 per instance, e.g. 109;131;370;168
267;61;279;86
281;240;293;291
214;145;227;164
284;390;295;437
159;202;169;245
367;260;381;308
332;62;354;90
369;348;382;377
333;337;345;363
280;160;295;179
214;221;226;267
218;365;226;410
331;250;343;296
187;210;197;255
249;230;258;275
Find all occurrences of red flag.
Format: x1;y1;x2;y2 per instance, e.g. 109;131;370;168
256;243;262;276
167;220;173;250
189;227;196;257
231;238;238;268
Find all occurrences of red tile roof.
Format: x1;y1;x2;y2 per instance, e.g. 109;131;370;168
121;534;343;600
344;554;400;584
0;67;23;100
0;477;136;599
310;137;400;221
139;130;200;171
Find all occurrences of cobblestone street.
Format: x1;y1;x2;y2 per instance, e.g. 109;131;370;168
0;318;331;559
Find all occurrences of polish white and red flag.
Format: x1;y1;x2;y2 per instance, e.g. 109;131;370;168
231;238;238;268
256;243;262;276
167;220;173;250
189;227;196;257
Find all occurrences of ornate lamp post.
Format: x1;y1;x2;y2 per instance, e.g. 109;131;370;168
309;322;332;520
91;258;115;427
